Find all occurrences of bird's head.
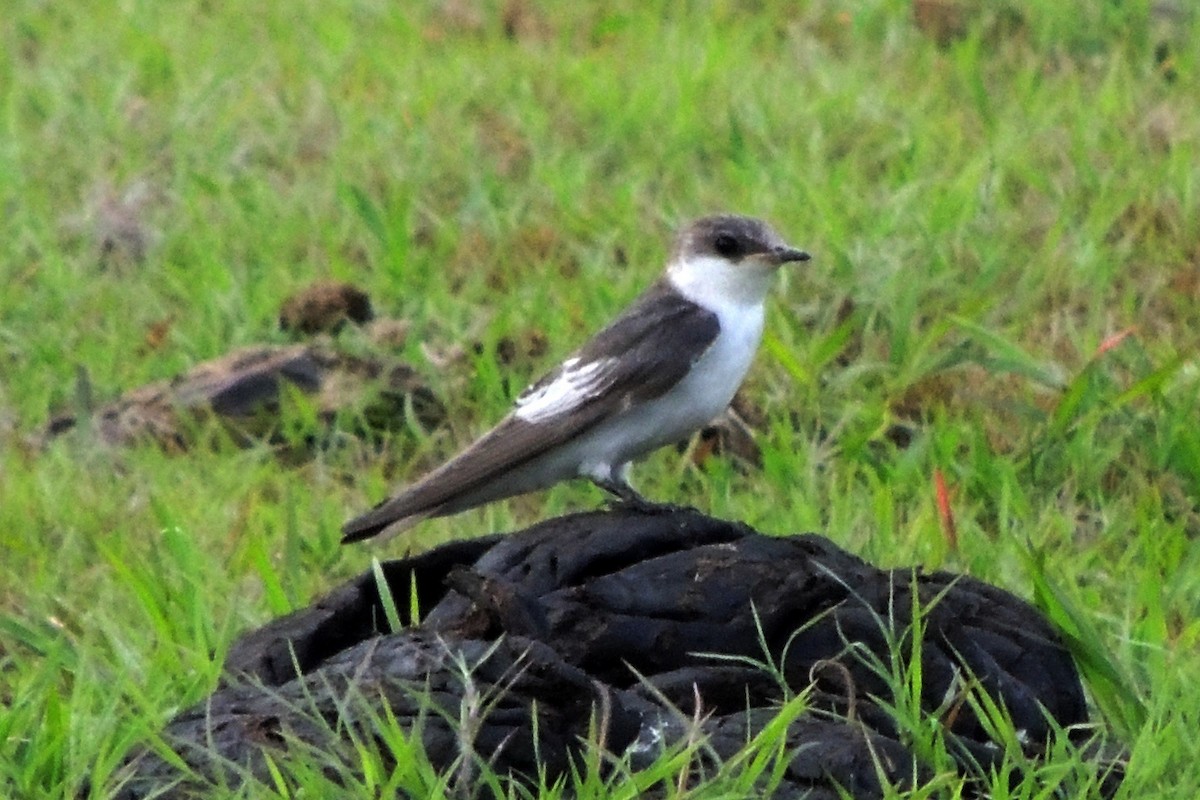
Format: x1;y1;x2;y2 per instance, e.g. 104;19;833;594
667;215;810;308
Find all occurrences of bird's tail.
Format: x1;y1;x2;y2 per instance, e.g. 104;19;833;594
341;501;435;543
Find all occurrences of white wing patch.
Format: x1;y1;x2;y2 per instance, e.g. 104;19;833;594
515;357;616;423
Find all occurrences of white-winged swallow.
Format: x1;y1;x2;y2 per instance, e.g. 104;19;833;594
342;214;810;542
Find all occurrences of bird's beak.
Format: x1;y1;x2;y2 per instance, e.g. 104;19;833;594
771;246;811;266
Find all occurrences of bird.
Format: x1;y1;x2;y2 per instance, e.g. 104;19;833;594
342;214;810;543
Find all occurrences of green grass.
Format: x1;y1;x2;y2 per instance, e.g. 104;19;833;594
2;0;1198;796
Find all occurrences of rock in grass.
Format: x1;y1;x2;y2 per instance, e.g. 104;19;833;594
39;344;445;452
279;281;375;336
103;509;1124;799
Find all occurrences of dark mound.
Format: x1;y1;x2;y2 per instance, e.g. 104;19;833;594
104;509;1123;798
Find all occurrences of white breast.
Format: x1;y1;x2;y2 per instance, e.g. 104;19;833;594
570;298;764;475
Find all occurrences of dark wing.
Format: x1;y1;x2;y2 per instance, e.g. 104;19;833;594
518;279;721;413
341;280;719;541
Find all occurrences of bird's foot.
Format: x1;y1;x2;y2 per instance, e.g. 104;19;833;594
592;478;693;516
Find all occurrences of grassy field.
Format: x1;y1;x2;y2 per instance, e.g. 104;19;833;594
2;0;1198;796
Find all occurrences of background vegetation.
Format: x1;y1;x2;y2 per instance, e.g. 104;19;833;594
1;0;1197;796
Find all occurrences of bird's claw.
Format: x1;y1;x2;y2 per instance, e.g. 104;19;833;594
593;475;696;516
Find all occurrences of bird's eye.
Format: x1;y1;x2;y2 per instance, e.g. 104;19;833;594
713;234;739;257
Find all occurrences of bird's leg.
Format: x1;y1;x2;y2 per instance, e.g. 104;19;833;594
593;474;656;510
591;466;694;515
